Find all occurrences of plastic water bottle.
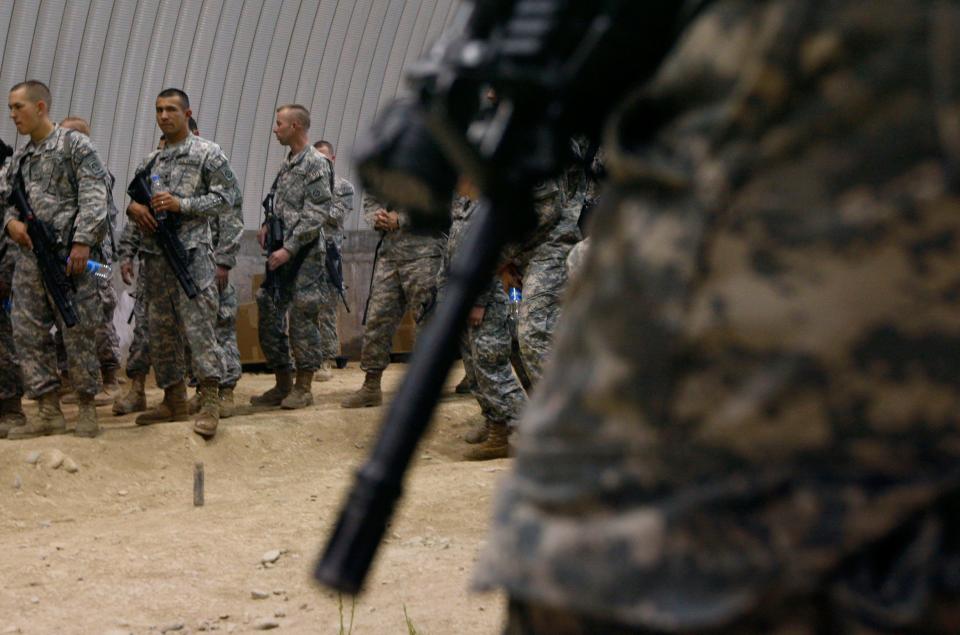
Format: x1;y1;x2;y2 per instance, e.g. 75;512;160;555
150;173;162;193
85;260;113;280
509;287;522;319
67;257;112;280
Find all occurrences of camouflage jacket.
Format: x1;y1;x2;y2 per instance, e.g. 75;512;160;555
270;146;332;258
326;173;354;247
362;193;444;262
130;133;239;255
476;1;960;630
502;179;580;268
0;125;108;250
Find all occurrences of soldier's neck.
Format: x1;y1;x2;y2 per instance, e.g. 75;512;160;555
165;128;190;146
287;137;308;157
29;120;55;144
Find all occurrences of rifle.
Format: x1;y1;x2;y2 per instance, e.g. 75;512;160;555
126;169;199;299
361;234;383;325
315;0;707;594
260;175;320;305
8;167;80;327
325;238;350;313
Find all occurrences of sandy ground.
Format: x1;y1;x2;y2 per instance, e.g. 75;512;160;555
0;363;508;634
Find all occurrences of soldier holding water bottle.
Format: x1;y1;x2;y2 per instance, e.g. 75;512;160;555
125;88;239;439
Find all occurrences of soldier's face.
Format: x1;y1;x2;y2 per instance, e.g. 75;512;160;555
155;97;190;138
273;111;297;146
8;88;44;135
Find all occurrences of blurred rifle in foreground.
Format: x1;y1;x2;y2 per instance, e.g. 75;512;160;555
316;0;709;594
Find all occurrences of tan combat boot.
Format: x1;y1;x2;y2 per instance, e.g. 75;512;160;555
91;366;123;405
281;371;314;409
187;388;201;415
75;392;100;438
0;395;26;438
464;418;492;444
315;359;333;383
340;371;383;408
113;374;147;415
250;370;294;407
219;386;235;419
135;381;189;426
463;421;510;461
193;379;220;438
7;392;67;440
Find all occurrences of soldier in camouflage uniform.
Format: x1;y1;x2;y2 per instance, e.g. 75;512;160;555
313;140;355;380
127;88;239;438
1;81;108;439
476;2;960;632
251;105;333;410
441;195;527;460
501;179;580;389
0;142;25;437
57;116;123;406
341;192;444;408
112;217;152;415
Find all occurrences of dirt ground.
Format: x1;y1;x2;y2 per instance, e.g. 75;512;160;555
0;363;508;634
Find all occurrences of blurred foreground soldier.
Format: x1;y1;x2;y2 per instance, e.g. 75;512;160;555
252;105;333;410
313;139;354;380
58;116;123;406
442;194;526;460
1;81;108;439
127;88;238;438
475;3;960;633
340;193;443;408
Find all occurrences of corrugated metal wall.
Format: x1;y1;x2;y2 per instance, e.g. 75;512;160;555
0;0;463;231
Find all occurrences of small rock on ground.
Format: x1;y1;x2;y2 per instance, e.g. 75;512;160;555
250;590;269;600
260;549;281;564
253;619;279;631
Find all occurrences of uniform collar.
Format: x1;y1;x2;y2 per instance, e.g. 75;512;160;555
162;133;196;158
284;145;311;169
24;125;62;156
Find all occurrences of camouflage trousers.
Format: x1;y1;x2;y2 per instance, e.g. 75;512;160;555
124;271;152;378
256;249;326;372
0;298;22;400
360;255;440;373
143;250;220;389
185;280;240;387
460;290;526;425
318;272;341;361
11;253;101;398
516;256;569;386
56;274;121;373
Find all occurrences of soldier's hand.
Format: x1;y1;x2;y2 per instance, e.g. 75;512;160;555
128;202;157;233
66;243;91;277
216;265;230;291
499;263;522;291
267;248;291;271
5;220;32;250
151;191;181;214
258;224;268;250
468;305;486;328
120;259;135;285
374;209;399;232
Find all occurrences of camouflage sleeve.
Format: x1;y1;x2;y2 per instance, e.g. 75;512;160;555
0;159;15;233
331;178;354;230
285;158;331;258
117;219;141;261
362;191;384;230
69;135;110;247
214;199;244;269
180;146;238;218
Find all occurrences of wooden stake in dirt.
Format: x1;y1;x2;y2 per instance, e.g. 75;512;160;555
194;461;204;507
